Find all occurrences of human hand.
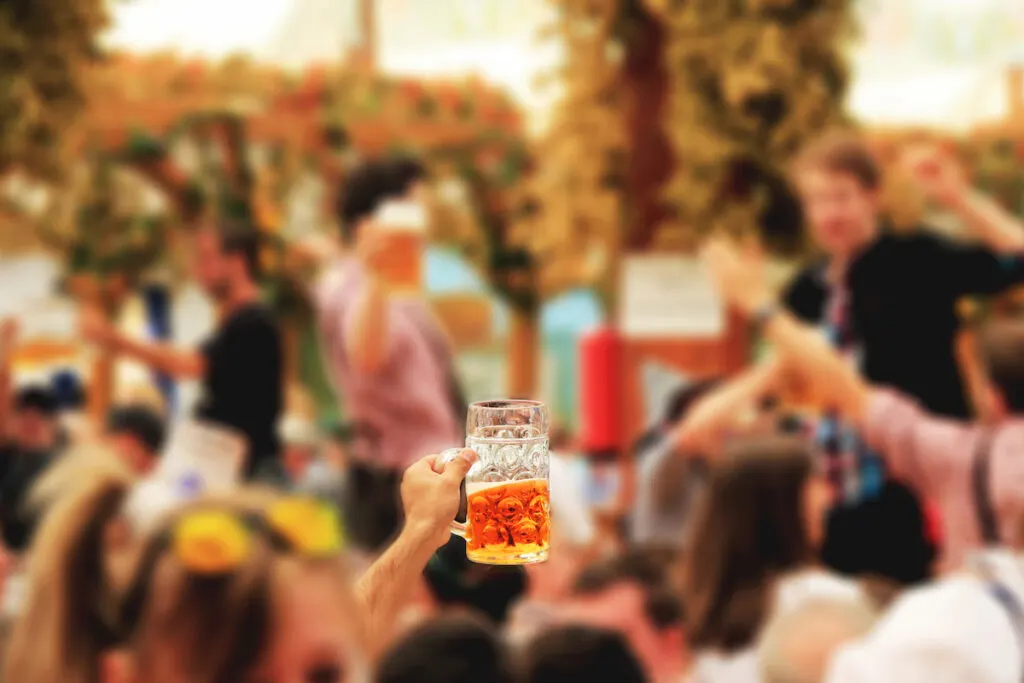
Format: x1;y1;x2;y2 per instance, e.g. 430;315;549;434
400;449;477;549
902;144;968;208
702;237;772;315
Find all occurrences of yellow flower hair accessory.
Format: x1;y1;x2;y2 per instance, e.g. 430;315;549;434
266;497;345;557
173;510;251;575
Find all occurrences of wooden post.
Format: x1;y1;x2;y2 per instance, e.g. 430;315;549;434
72;275;126;423
507;306;538;398
350;0;378;72
1009;65;1024;126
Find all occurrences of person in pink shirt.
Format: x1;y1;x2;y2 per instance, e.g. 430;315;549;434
704;238;1024;571
316;158;463;551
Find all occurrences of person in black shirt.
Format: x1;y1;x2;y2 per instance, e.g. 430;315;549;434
785;133;1024;420
81;222;284;482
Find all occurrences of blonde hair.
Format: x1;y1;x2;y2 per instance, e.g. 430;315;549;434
5;455;359;683
758;597;877;683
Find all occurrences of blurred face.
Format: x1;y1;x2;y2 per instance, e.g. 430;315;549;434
107;433;156;475
801;474;833;550
193;230;231;301
567;583;685;682
796;169;879;258
12;408;55;450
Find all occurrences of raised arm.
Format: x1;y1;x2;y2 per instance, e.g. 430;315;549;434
79;307;205;380
675;358;786;455
702;241;870;422
703;239;972;491
904;144;1024;254
356;449;476;656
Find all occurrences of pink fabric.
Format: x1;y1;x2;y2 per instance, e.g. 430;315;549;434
314;259;461;469
864;389;1024;571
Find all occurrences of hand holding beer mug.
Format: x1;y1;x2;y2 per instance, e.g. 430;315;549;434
439;400;551;565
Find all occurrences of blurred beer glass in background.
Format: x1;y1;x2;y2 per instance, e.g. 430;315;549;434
441;400;551;565
373;200;427;294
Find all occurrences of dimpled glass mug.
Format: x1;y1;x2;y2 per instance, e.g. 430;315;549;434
439;400;551;565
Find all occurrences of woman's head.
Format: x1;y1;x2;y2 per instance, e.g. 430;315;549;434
6;469;365;683
680;436;829;652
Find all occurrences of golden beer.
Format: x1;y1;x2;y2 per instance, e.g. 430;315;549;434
465;479;551;565
375;229;423;294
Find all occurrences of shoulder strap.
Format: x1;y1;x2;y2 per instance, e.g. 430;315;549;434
979;568;1024;682
971;428;1001;545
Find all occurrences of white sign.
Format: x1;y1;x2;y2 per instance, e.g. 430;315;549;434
124;418;246;532
619;255;724;338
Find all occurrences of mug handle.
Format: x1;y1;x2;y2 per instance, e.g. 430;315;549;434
437;448;470;539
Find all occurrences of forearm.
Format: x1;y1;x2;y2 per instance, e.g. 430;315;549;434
356;522;437;655
109;334;205;379
761;312;870;422
346;276;391;374
951;189;1024;253
675;360;780;452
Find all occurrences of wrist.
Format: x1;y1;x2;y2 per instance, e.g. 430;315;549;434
398;519;441;554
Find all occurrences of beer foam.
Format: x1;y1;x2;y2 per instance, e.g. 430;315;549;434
373;199;427;234
466;478;546;495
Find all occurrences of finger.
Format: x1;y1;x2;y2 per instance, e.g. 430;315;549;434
440;448;477;484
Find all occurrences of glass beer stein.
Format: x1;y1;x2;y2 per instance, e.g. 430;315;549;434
440;400;550;565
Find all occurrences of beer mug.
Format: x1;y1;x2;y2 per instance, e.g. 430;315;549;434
440;400;550;565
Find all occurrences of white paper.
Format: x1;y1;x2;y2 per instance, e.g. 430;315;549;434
620;255;724;338
156;418;246;494
124;419;246;532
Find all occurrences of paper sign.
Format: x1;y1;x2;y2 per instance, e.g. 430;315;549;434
124;419;246;532
156;419;246;494
620;256;724;338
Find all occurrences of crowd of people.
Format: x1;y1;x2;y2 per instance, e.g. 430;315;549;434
0;131;1023;683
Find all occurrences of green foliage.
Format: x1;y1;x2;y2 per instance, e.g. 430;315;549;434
0;0;110;178
661;0;856;253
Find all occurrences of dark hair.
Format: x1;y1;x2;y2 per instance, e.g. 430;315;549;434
106;404;166;454
523;626;647;683
51;371;86;411
14;385;58;417
792;131;881;191
680;436;814;652
217;220;262;280
377;613;514;683
386;155;427;197
573;551;685;631
424;536;528;625
821;480;934;586
663;379;722;425
336;160;395;243
978;319;1024;412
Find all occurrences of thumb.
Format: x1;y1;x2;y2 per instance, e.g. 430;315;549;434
441;448;477;484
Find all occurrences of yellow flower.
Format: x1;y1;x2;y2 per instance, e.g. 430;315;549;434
266;498;344;557
173;511;251;575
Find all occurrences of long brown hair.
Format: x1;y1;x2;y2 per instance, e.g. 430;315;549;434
680;436;815;652
5;456;358;683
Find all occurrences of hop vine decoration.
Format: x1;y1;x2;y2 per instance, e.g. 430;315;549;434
522;0;625;299
0;0;110;178
659;0;855;252
36;157;168;296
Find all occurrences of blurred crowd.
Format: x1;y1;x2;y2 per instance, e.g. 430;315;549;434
1;131;1024;683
